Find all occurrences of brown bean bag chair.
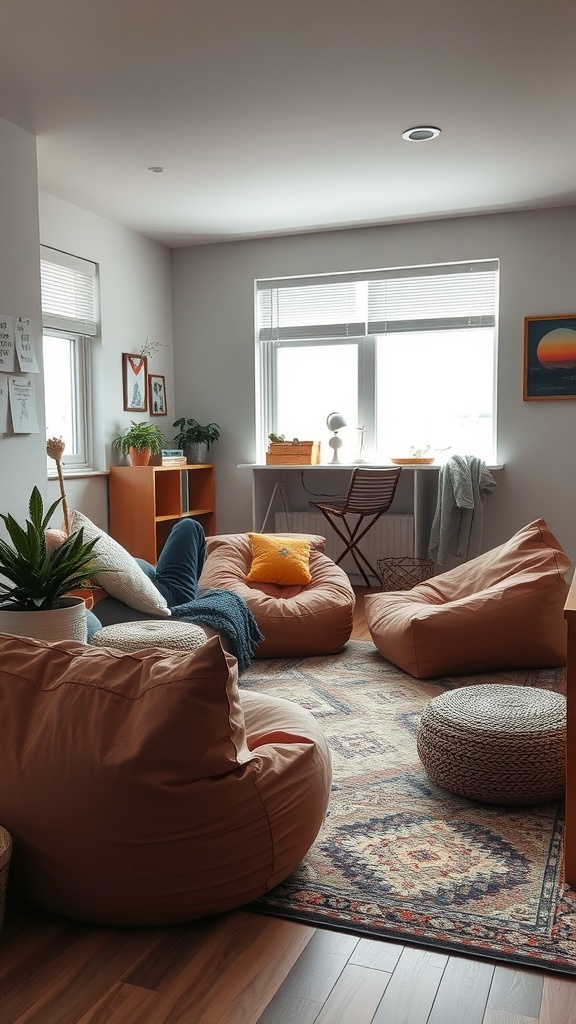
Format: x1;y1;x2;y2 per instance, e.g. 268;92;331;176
0;633;331;925
365;519;570;679
200;533;355;657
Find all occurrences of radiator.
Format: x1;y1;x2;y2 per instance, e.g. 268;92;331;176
274;511;414;579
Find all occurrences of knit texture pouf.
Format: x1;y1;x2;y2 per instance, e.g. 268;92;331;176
90;619;208;652
417;684;566;805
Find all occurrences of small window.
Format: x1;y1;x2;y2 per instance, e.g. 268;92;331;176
40;246;99;471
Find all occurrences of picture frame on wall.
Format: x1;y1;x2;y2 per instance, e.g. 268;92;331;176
148;373;167;416
524;314;576;401
122;353;148;411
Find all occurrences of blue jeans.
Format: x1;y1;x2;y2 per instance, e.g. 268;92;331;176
136;518;207;606
86;519;207;636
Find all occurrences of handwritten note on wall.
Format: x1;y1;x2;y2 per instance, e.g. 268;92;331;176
8;376;39;433
15;318;39;372
0;316;16;372
0;377;8;432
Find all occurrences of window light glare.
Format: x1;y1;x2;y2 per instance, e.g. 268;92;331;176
402;127;442;142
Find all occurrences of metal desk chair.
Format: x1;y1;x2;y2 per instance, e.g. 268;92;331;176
310;467;402;585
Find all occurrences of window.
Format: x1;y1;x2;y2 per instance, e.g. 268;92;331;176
40;246;99;471
256;260;499;464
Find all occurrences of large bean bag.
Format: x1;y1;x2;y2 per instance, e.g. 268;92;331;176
200;533;355;657
0;632;331;925
365;519;570;679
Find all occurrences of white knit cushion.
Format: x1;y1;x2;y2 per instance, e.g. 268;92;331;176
69;510;171;618
89;619;208;652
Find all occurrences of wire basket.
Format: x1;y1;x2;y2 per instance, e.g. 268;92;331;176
0;826;12;936
377;556;434;591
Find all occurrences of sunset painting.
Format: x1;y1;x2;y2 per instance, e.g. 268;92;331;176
524;314;576;400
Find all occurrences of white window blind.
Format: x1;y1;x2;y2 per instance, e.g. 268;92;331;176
258;260;498;341
40;246;98;336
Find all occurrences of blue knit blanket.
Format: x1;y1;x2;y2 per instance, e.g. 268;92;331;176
171;589;264;673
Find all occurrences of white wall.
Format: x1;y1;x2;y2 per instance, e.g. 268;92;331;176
171;207;576;565
39;193;174;528
0;118;46;524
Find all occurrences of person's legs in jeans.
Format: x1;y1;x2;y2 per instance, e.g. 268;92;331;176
136;518;206;607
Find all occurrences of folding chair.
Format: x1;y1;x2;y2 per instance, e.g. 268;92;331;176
310;467;402;586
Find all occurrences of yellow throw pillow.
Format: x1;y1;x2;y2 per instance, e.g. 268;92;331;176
246;534;312;585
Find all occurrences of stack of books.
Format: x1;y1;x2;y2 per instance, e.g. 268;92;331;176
161;448;187;467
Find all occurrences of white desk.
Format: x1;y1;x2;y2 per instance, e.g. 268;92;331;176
237;463;445;559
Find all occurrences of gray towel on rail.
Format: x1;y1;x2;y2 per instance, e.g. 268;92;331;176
428;455;496;568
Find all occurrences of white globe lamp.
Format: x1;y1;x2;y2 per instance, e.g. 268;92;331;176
326;412;347;464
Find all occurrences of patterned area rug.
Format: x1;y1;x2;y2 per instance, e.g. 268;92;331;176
241;640;576;975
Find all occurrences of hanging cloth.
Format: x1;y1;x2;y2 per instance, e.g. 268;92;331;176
428;454;496;568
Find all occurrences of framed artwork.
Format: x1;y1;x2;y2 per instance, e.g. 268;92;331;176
122;353;148;411
149;373;167;416
524;314;576;401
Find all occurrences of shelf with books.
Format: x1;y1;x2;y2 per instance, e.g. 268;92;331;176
109;464;215;563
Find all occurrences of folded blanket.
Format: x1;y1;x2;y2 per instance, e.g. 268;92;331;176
171;589;264;673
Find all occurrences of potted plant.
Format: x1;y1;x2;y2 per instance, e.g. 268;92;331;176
112;420;166;466
172;417;221;464
0;486;102;642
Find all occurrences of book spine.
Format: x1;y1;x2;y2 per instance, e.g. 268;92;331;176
181;470;190;513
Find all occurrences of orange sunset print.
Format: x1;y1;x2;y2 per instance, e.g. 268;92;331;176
536;328;576;369
525;315;576;399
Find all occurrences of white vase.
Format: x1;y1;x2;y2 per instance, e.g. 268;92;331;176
0;597;88;643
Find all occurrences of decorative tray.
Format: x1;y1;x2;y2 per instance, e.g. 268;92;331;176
390;457;436;466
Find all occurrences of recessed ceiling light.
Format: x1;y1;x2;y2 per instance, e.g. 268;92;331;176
148;166;165;173
402;127;442;142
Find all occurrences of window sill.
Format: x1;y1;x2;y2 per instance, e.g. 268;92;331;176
48;469;109;480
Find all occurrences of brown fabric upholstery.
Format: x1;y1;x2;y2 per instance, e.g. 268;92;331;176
0;632;331;925
200;533;355;657
365;519;570;679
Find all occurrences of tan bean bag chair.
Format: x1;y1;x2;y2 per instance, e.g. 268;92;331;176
200;533;355;657
365;519;570;679
0;633;331;925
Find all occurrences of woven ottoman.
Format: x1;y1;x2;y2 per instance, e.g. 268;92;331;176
90;619;208;652
417;684;566;805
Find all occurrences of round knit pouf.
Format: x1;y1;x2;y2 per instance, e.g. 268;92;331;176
0;826;12;935
417;684;566;805
89;619;208;653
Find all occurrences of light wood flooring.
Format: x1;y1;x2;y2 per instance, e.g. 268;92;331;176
0;589;575;1024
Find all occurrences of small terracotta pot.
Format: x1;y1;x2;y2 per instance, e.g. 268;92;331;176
128;447;151;467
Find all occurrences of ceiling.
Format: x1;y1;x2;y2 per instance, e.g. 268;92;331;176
1;0;575;248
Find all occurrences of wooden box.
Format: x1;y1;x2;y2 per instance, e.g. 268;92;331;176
266;441;321;465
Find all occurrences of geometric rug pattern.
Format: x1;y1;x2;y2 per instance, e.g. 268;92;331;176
241;640;576;975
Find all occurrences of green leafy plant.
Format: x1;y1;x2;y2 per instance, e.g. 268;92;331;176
268;433;286;443
0;487;102;611
173;418;221;451
111;420;166;455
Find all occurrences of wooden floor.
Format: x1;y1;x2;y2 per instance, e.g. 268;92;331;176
1;589;575;1024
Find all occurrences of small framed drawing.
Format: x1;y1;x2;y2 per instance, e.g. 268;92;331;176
524;314;576;400
149;373;167;416
122;353;148;412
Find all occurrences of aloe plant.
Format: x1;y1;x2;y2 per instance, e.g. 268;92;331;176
0;487;102;611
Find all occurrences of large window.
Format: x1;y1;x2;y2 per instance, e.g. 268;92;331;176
256;260;499;464
40;247;99;471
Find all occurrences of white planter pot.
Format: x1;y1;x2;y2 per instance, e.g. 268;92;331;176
0;596;88;643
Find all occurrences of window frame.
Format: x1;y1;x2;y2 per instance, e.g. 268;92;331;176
256;260;498;464
40;245;99;474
